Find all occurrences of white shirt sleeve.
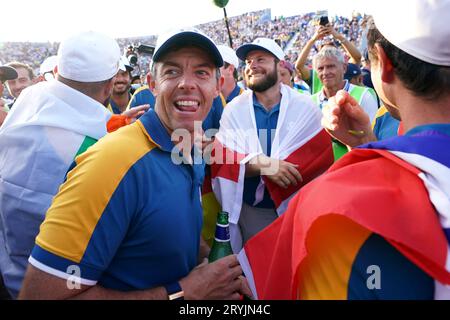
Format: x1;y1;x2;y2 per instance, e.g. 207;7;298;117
359;89;379;123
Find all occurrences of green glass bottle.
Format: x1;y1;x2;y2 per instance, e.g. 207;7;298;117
208;211;233;262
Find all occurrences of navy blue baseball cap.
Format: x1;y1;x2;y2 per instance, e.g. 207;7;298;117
344;63;361;81
0;63;18;82
152;28;223;68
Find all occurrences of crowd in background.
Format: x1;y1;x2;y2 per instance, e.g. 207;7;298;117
0;8;366;101
2;0;449;301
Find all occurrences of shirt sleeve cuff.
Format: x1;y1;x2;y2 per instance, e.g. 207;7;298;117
29;244;102;286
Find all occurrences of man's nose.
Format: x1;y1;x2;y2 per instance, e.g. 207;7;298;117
178;73;196;90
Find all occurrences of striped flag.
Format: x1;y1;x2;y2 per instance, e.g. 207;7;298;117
238;130;450;299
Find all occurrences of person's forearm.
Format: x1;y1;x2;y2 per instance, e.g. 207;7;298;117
245;161;261;177
295;39;315;80
245;154;267;177
341;39;362;65
71;285;169;300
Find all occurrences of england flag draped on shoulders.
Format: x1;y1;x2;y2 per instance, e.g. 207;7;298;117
238;129;450;300
210;84;334;252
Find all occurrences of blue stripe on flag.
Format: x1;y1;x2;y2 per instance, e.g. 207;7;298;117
360;132;450;169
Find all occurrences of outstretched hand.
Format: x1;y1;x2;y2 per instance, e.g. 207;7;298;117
121;104;150;123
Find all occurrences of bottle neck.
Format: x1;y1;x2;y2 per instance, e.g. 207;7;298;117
214;222;230;242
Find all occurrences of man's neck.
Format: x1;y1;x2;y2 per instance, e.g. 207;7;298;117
111;92;130;113
396;86;450;132
254;85;282;111
221;79;235;101
323;80;346;99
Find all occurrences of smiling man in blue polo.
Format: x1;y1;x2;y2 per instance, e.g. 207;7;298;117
19;28;251;300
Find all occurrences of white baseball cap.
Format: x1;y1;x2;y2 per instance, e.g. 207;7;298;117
40;55;58;75
236;38;285;61
372;0;450;66
217;45;239;69
152;28;223;68
57;31;121;82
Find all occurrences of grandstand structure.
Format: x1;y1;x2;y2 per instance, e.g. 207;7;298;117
0;8;365;98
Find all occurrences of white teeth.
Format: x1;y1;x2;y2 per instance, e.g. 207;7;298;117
176;100;199;107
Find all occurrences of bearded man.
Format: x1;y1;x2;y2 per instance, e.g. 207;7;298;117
210;38;334;251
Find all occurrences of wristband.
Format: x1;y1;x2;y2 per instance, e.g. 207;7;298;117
165;282;184;300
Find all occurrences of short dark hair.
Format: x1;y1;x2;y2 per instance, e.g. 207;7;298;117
367;26;450;101
223;62;239;81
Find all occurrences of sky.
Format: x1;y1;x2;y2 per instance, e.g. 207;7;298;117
0;0;373;42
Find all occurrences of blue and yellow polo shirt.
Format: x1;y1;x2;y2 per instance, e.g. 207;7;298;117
202;94;226;136
29;109;204;291
128;85;156;109
225;85;244;104
107;94;132;115
372;105;400;141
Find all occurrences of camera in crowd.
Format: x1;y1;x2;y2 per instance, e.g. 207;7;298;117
314;10;330;27
125;43;156;78
125;43;156;66
319;16;329;26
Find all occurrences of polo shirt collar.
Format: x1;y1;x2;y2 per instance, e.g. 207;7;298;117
318;80;350;103
138;109;205;170
406;123;450;138
227;85;242;103
252;94;281;114
138;109;174;153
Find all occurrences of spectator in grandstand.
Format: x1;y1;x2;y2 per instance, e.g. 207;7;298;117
0;63;17;127
5;62;36;109
310;46;378;161
295;24;362;95
217;45;243;103
108;56;134;114
344;63;363;86
293;72;311;95
38;55;58;82
278;60;295;88
311;47;377;121
361;49;374;89
128;71;156;110
0;61;17;103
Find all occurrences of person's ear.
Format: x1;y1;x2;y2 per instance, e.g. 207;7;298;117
374;43;395;83
215;73;224;98
146;72;152;87
35;75;45;83
150;78;157;96
343;62;348;74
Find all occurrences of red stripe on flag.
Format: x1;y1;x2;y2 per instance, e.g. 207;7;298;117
264;129;334;208
244;148;449;299
202;173;213;195
211;140;247;183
